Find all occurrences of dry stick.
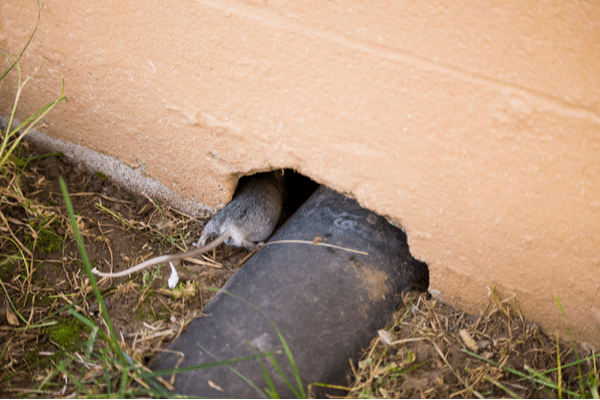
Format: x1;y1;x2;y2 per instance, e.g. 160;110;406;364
140;192;159;210
170;206;202;221
97;222;115;271
137;197;205;256
181;257;222;268
239;247;260;265
139;192;193;236
92;220;128;277
429;339;484;399
0;210;36;294
347;336;387;394
140;191;207;221
449;334;493;390
389;337;425;346
59;253;75;289
58;191;134;205
139;193;161;225
26;293;39;329
262;239;368;256
237;239;369;267
0;211;33;260
39;214;59;231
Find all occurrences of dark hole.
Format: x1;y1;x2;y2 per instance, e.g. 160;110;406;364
279;169;320;227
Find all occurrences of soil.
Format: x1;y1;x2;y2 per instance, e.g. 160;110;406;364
0;141;250;396
0;141;597;398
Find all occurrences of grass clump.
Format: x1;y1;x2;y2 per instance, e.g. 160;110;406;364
0;0;66;160
345;290;600;399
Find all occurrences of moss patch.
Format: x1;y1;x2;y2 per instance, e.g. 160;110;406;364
25;215;63;254
94;171;107;181
45;318;88;349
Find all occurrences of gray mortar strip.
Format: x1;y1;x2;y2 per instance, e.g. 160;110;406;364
1;118;214;217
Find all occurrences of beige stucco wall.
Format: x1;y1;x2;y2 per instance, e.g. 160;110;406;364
1;1;599;346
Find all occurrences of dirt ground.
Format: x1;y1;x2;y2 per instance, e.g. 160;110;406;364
343;290;598;399
0;142;250;396
0;142;598;398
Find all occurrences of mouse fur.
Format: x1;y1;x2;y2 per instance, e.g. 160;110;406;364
197;171;284;249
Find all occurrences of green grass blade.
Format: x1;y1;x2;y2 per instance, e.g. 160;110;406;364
591;377;599;399
464;349;581;397
556;331;563;399
219;289;306;397
262;342;302;398
532;353;600;373
101;348;113;397
95;202;135;229
68;308;97;330
68;308;100;368
1;76;66;167
0;278;29;325
0;0;40;82
57;362;92;397
198;344;268;398
484;375;520;398
308;382;352;393
60;176;127;367
119;367;129;398
268;315;305;398
250;343;279;398
555;294;585;395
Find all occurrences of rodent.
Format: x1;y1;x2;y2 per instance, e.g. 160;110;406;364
92;172;284;279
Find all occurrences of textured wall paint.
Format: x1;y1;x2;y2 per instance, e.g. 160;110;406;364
1;0;599;346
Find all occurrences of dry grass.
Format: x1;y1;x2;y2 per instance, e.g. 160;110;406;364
344;290;599;399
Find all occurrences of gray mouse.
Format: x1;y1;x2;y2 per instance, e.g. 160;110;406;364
92;172;284;279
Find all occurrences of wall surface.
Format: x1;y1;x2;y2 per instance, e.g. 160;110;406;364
1;0;599;346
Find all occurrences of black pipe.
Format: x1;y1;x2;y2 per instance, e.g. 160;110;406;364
150;186;428;397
